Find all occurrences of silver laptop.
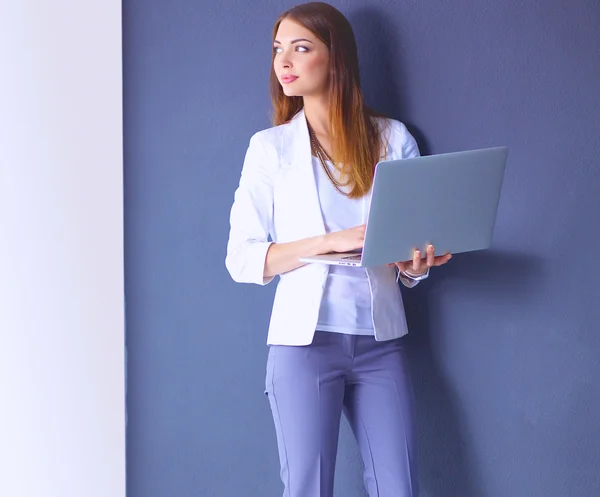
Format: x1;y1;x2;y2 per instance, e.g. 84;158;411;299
300;146;508;267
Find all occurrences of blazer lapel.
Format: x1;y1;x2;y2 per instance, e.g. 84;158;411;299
281;109;326;237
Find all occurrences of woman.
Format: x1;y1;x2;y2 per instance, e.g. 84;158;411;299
226;3;451;496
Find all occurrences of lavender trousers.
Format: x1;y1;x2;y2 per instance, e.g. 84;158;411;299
265;331;418;497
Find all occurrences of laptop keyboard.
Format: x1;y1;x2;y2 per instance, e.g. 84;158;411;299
342;255;362;261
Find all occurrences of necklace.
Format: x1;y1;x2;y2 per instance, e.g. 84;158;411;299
306;121;350;197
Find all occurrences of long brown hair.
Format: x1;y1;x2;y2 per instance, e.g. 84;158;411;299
270;2;386;198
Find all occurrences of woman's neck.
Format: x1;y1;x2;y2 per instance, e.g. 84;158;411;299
303;94;330;138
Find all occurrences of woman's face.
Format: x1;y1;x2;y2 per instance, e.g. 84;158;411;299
273;18;330;98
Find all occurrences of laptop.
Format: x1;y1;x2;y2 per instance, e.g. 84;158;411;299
299;146;508;267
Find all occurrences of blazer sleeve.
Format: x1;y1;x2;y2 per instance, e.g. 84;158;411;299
225;133;276;285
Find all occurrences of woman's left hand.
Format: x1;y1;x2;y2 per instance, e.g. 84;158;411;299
388;244;452;276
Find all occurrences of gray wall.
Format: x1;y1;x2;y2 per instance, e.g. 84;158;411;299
124;1;600;496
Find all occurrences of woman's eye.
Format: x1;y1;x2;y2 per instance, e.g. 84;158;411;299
273;45;310;54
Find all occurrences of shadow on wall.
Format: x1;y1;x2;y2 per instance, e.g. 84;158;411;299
350;5;431;156
350;6;545;497
403;250;544;497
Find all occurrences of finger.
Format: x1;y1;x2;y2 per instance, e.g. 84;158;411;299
432;253;452;266
412;249;421;272
426;244;435;267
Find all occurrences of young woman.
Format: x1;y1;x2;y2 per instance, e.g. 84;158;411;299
226;3;451;496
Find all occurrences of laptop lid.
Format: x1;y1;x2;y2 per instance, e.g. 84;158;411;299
360;146;508;267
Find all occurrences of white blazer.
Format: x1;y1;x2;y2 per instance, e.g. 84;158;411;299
226;109;422;346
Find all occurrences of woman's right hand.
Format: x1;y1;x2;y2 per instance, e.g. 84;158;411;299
263;225;366;278
324;224;366;253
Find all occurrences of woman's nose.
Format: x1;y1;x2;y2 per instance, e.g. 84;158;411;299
278;52;292;69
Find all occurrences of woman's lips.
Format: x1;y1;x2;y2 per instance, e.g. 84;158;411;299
281;75;298;84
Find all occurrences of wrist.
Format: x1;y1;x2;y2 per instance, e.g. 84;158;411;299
403;268;426;276
318;233;332;254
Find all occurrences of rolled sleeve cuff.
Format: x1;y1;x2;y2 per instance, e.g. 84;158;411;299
227;241;274;286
